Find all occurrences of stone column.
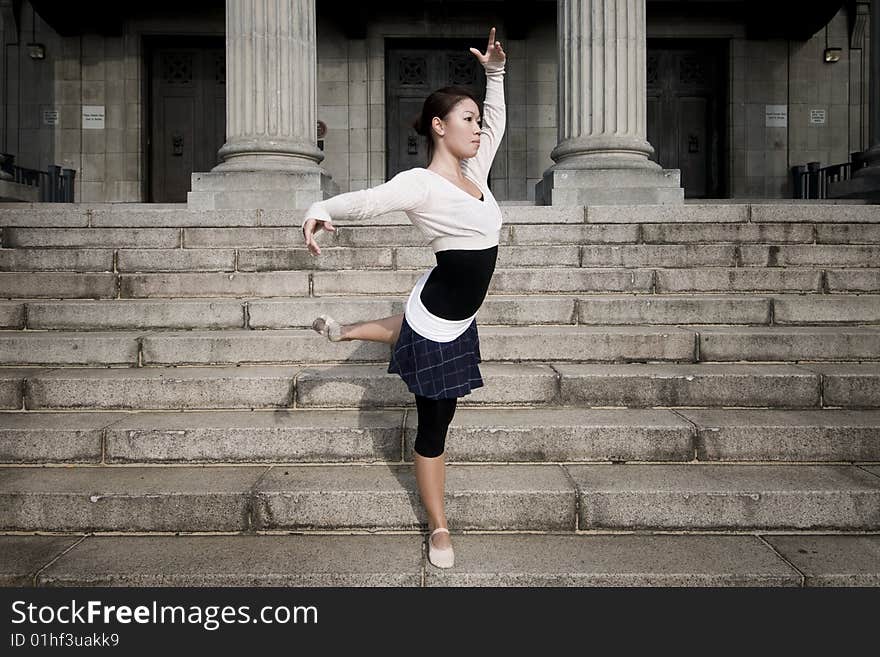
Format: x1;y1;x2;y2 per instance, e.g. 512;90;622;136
188;0;337;209
830;0;880;200
536;0;683;205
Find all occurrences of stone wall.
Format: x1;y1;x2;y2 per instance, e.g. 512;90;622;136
0;1;870;203
729;8;862;198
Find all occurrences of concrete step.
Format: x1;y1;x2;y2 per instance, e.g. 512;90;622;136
825;269;880;292
554;362;878;409
1;203;876;229
5;221;879;254
312;268;833;295
322;267;869;295
272;360;849;410
5;224;627;248
6;533;879;587
738;245;880;267
815;223;880;244
0;367;40;408
0;248;115;271
6;267;867;298
4;227;182;248
0;202;746;227
1;408;878;465
8;298;251;330
694;326;880;361
3;295;878;330
0;205;575;230
6;362;878;410
0;206;259;228
7;365;303;410
799;363;880;408
4;362;878;410
681;409;880;462
747;205;880;223
568;463;880;530
2;325;879;366
0;272;118;298
0;331;142;365
640;223;826;243
6;244;880;273
1;463;877;532
145;325;697;364
770;295;880;324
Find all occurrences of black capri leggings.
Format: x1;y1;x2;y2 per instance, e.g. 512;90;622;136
413;394;458;458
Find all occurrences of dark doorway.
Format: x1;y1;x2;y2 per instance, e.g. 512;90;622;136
385;39;489;182
646;39;728;198
146;36;225;202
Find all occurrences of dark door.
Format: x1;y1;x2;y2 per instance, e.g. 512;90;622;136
386;39;488;181
148;39;225;202
646;40;727;198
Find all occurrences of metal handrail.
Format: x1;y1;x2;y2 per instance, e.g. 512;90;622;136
790;153;870;200
0;153;76;202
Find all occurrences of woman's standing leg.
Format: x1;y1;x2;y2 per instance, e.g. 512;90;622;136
412;394;457;550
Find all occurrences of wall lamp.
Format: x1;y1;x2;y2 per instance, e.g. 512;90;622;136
26;43;45;60
823;47;842;63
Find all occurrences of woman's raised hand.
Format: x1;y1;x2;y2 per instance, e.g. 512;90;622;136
469;26;505;70
302;218;335;256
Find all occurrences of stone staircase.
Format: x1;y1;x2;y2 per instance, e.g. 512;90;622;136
1;201;879;587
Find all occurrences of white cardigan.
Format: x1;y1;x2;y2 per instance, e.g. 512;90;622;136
302;62;506;253
303;62;506;341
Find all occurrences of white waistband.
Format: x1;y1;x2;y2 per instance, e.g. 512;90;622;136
404;267;477;343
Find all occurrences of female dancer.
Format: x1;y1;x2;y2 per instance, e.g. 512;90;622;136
302;27;506;568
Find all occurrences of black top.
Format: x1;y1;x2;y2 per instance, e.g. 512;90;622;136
418;241;499;320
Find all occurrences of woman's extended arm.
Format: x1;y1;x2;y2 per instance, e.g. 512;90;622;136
302;168;428;255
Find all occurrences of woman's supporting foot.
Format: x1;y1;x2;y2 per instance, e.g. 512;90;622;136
427;526;454;568
311;314;344;342
428;523;452;549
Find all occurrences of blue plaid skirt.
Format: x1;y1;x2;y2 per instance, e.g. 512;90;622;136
387;315;484;399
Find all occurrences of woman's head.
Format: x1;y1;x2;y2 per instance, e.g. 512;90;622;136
412;86;483;166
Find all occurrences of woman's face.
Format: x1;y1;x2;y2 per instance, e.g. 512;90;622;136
433;98;482;160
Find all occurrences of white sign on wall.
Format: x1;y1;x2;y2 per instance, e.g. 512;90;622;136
765;105;788;127
810;109;827;125
82;105;105;129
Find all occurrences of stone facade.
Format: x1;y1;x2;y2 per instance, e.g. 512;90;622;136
0;1;871;203
729;10;857;197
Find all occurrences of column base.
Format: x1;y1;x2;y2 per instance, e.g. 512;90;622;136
535;166;684;206
187;169;339;210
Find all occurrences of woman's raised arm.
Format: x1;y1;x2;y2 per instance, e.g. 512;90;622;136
464;28;507;183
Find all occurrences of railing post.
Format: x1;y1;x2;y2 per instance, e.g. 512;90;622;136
47;165;61;202
38;171;49;202
806;162;821;199
61;168;76;202
791;165;808;199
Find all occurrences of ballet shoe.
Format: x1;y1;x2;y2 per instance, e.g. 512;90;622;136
311;314;344;342
427;527;454;568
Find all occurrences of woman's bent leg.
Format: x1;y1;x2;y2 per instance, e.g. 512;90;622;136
340;313;404;345
413;394;458;549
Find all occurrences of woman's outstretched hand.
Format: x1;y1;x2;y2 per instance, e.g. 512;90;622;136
302;218;335;256
469;26;505;70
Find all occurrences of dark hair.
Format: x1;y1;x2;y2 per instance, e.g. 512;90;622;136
411;85;483;165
